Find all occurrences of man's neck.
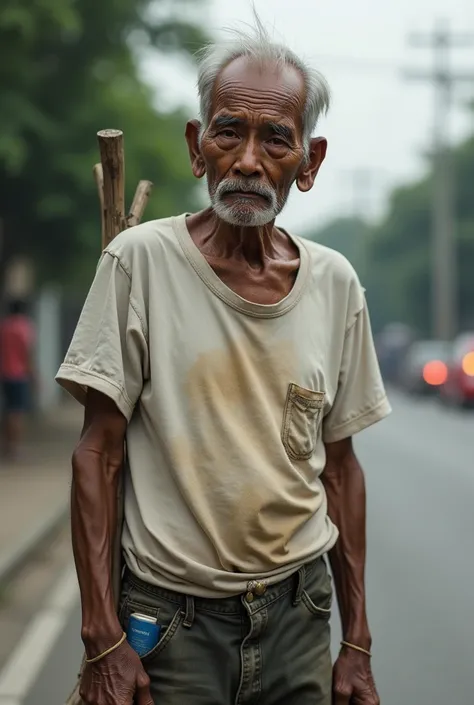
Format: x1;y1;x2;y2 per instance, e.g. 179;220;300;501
186;208;286;269
185;208;301;305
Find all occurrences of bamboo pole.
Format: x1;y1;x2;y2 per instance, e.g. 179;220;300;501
64;130;153;705
127;180;154;228
92;163;105;241
97;129;126;249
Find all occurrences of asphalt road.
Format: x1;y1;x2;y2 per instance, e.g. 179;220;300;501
9;391;474;705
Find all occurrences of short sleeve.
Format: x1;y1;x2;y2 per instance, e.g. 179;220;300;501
323;299;391;443
56;252;148;421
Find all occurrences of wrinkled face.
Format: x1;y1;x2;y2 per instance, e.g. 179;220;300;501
200;56;308;227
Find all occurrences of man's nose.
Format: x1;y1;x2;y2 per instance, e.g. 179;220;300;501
232;138;263;178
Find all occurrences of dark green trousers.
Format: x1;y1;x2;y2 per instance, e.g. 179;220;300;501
119;557;333;704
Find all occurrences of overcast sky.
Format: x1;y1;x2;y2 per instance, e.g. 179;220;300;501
144;0;474;234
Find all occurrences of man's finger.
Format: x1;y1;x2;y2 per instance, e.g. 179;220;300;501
351;685;380;705
135;672;154;705
332;684;352;705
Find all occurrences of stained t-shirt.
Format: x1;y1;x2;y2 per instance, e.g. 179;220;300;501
56;214;391;597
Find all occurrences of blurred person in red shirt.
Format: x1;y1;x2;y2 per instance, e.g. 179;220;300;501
0;299;35;460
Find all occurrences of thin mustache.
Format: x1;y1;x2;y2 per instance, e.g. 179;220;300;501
218;181;274;199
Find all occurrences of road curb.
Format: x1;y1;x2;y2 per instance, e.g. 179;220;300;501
0;502;69;585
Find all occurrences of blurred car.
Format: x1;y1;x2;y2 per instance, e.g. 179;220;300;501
399;339;451;396
440;333;474;408
375;323;417;385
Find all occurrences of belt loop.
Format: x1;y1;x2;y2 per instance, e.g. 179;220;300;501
182;596;195;629
292;567;305;606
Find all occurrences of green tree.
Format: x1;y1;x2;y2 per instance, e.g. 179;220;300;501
305;132;474;337
369;135;474;336
0;0;208;291
305;216;372;282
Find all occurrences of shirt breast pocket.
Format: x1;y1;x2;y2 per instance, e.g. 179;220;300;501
281;383;325;461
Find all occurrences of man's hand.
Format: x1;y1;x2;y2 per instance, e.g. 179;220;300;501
79;641;154;705
332;649;380;705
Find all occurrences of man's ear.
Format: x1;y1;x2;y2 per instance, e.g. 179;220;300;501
296;137;327;193
185;119;206;179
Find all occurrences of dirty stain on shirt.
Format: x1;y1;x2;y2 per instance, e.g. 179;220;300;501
56;214;391;597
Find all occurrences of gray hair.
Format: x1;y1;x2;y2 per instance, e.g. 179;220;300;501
196;15;330;153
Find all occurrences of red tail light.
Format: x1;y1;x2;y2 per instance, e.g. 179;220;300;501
462;352;474;377
423;360;448;386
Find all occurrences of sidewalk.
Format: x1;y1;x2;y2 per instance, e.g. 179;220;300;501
0;400;82;581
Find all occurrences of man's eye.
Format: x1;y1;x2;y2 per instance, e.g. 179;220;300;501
268;137;287;146
219;130;238;138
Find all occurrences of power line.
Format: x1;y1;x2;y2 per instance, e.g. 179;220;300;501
313;55;399;72
339;168;385;281
340;168;388;222
403;19;474;341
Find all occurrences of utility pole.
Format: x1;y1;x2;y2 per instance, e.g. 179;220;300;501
353;169;373;221
341;168;377;221
403;19;474;340
340;168;386;280
338;169;372;282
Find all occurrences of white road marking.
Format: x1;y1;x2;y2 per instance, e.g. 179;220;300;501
0;564;78;704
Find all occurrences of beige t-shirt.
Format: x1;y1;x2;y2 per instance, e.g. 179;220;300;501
56;214;391;597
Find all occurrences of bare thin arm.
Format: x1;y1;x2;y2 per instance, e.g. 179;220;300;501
72;388;127;655
322;436;371;650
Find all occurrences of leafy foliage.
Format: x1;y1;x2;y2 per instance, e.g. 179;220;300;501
0;0;208;291
306;217;371;280
305;133;474;336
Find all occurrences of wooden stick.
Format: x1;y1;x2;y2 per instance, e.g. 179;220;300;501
127;180;153;228
92;164;105;243
65;130;154;705
97;129;126;250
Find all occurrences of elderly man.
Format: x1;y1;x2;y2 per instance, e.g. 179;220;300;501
57;21;390;705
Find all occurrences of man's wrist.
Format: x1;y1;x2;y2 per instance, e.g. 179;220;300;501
82;621;124;657
342;628;372;652
341;610;372;651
